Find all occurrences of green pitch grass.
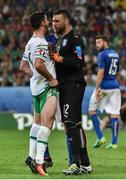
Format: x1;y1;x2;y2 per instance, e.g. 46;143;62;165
0;129;126;179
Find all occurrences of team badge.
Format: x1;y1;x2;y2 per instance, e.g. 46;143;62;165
62;39;68;46
39;49;45;55
75;46;82;59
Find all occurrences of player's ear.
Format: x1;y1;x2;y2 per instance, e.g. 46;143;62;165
65;18;69;25
41;21;45;28
104;41;107;47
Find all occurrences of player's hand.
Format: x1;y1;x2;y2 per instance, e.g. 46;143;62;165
26;69;33;78
29;71;33;77
49;78;58;87
95;88;102;102
51;53;63;63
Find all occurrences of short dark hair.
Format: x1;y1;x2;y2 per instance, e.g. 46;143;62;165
96;35;109;44
29;11;46;30
54;9;71;24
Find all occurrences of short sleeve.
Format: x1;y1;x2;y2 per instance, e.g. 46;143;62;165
22;51;28;62
34;44;49;61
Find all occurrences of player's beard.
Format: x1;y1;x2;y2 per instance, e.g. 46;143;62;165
44;24;49;35
97;45;104;52
45;26;49;36
53;25;65;36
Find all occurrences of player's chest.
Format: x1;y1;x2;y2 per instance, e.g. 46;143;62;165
56;38;70;55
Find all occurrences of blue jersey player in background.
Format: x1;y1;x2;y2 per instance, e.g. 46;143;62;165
89;35;121;149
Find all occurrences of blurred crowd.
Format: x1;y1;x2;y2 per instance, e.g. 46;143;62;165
0;0;126;86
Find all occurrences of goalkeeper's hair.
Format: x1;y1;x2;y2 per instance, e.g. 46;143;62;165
29;11;46;30
54;9;71;25
96;35;109;44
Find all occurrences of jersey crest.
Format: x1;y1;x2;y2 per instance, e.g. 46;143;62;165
62;39;68;46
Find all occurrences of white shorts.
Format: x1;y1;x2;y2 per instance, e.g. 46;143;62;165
89;89;121;115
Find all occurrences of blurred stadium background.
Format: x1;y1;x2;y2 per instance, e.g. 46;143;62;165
0;0;126;179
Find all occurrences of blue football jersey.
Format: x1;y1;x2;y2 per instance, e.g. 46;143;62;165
45;34;57;45
98;48;119;89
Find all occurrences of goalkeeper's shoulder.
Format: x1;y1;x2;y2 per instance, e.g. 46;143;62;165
69;32;85;48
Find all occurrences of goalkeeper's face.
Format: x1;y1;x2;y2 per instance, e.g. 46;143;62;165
52;14;66;35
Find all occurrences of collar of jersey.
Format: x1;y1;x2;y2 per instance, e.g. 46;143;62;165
32;33;44;38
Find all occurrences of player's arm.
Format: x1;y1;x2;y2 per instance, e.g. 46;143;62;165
95;53;105;101
116;72;120;81
20;52;33;77
34;45;58;87
96;68;105;90
34;59;53;81
116;56;120;80
34;58;58;86
20;60;33;77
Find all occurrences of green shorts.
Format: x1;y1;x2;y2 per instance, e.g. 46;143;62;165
34;87;57;113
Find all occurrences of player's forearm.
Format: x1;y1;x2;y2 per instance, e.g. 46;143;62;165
96;69;104;89
35;59;54;81
20;61;33;77
116;72;120;81
24;69;33;77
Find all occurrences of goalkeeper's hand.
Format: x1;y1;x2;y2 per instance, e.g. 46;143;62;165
48;43;63;63
51;53;63;63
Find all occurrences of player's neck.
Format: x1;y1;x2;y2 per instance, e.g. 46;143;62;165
104;43;109;49
34;29;45;38
104;46;109;50
62;25;72;36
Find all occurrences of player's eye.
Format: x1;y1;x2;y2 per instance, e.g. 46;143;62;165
53;20;59;22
